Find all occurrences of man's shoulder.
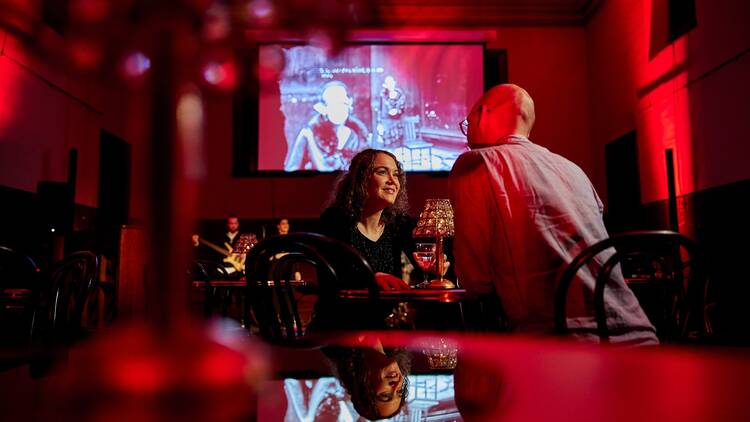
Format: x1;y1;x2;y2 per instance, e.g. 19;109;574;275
451;149;492;176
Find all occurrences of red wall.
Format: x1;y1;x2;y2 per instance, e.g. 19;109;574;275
0;25;593;222
198;26;591;220
0;30;131;208
585;0;750;205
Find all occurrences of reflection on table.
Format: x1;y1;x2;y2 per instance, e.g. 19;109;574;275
260;331;750;422
337;287;468;303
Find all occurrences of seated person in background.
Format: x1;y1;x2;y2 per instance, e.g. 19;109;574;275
277;218;290;236
319;149;415;291
449;84;657;345
284;81;371;171
323;335;411;421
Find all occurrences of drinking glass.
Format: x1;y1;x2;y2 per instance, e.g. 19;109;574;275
413;243;437;282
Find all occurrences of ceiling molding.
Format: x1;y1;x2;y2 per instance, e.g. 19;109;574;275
372;0;601;27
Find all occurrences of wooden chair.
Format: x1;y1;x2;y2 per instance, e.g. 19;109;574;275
0;246;39;353
35;251;100;344
243;233;376;343
554;230;709;343
190;260;231;318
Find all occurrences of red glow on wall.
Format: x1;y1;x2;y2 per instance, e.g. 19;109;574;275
71;0;110;23
636;38;694;209
0;55;21;137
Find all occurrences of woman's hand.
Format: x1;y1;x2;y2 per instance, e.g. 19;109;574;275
375;272;410;291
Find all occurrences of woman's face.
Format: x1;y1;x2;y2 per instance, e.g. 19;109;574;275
369;358;405;417
366;153;401;210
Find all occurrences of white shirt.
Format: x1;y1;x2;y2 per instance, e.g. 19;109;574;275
449;135;657;344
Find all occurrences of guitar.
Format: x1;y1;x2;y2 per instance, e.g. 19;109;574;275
192;234;246;272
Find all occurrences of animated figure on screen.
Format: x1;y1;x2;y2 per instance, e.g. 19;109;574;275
377;75;406;146
284;81;370;171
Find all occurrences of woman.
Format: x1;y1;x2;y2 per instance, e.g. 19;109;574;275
319;148;415;291
323;336;411;420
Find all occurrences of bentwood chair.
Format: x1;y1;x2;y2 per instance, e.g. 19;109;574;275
190;260;231;318
33;251;100;344
554;230;709;343
27;251;100;377
0;246;40;350
243;233;377;343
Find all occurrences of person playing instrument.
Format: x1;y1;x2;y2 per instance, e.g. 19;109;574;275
192;215;246;274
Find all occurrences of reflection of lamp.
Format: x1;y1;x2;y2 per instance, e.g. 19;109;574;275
420;337;458;370
413;199;455;289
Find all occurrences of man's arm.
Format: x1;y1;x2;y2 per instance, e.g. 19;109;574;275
449;152;496;295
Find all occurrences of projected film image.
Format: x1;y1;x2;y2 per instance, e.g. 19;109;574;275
257;44;484;172
257;375;459;421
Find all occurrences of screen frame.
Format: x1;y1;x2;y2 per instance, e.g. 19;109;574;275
232;41;502;178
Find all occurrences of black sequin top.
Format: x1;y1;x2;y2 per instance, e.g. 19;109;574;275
319;206;416;278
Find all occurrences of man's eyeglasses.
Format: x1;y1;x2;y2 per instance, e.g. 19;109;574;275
459;119;469;137
459;105;492;137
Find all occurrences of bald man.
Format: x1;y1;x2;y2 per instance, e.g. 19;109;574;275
449;84;657;345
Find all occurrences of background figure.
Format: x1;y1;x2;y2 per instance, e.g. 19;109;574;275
192;215;246;275
377;75;406;146
277;218;290;235
223;215;241;250
449;84;657;345
285;81;371;171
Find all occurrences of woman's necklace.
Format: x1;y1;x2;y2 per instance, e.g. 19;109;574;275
357;220;385;241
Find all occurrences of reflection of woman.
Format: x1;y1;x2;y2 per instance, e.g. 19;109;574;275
319;149;416;290
324;337;411;420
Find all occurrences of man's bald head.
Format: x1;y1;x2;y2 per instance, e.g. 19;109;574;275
467;84;535;148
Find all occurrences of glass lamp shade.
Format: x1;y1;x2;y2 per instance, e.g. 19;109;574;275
413;199;455;238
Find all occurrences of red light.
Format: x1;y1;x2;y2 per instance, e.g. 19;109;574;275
109;356;167;393
203;60;237;90
122;52;151;78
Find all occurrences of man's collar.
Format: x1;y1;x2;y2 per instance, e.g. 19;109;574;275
470;134;530;149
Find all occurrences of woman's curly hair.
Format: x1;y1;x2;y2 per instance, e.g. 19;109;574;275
327;347;412;420
329;149;409;224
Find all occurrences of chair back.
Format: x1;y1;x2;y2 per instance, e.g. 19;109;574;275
190;260;229;282
41;251;100;343
190;260;230;318
243;233;376;343
0;245;39;287
0;246;39;345
554;230;707;343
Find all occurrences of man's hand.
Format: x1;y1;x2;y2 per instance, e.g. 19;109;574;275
375;272;410;291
